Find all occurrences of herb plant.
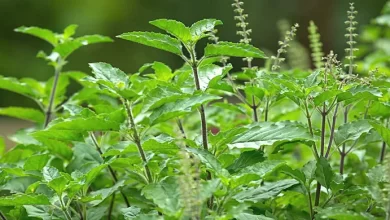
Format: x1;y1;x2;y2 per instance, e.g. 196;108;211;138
1;1;390;220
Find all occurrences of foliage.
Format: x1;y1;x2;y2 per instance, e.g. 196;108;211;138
1;1;390;220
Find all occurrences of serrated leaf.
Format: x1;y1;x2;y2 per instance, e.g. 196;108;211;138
280;165;306;184
149;93;221;125
142;177;181;216
313;90;340;106
204;41;266;58
233;179;299;202
0;107;44;123
150;19;191;42
63;24;78;39
0;194;50;206
315;157;334;189
143;85;186;111
236;160;285;177
334;120;372;146
190;19;223;41
118;31;183;55
89;180;125;206
15;26;58;46
315;207;369;220
229;121;313;149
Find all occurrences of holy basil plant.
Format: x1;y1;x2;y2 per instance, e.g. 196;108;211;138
1;1;390;220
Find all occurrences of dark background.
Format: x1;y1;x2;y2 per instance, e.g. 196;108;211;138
0;0;387;107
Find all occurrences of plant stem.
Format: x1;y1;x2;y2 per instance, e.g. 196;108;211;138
90;132;131;207
304;101;319;160
307;187;314;219
122;100;153;183
315;105;327;207
44;61;63;127
325;103;339;158
380;141;386;163
340;106;349;174
191;64;209;151
0;211;7;220
108;192;116;220
251;95;258;122
264;98;269;122
59;197;72;220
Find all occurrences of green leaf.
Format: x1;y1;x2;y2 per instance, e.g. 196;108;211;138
142;177;181;216
150;19;191;43
370;121;390;146
63;24;78;39
315;207;369;220
315;157;334;189
117;31;183;55
198;64;232;91
23;154;50;171
313;90;340;106
199;179;221;202
235;213;274;220
0;194;50;206
143;85;185;111
0;76;42;100
229;121;313;149
204;41;266;58
190;19;223;40
233;179;299;202
149;93;221;125
121;206;141;219
280;165;306;185
226;150;265;174
47;110;125;131
186;148;229;177
89;180;125;206
54;35;113;58
0;107;44;123
15;26;58;46
24;205;55;219
334;120;372;146
236;160;285;177
0;136;4;157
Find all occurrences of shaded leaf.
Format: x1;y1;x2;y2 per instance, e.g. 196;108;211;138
370;121;390;146
190;19;223;41
315;157;334;189
15;26;57;46
226;150;265;174
54;35;113;58
334;120;372;146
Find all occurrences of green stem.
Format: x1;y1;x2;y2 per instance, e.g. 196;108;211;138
340;106;349;174
307;187;314;219
252;95;258;122
122;100;153;183
304;102;319;160
264;98;269;122
59;197;72;220
0;211;7;220
44;60;64;127
315;105;327;207
108;192;116;220
325;103;339;158
90;133;130;207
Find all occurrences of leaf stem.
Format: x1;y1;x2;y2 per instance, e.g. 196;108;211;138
108;192;116;220
122;99;153;183
89;132;131;207
307;187;314;219
44;59;64;127
59;197;72;220
380;141;387;163
0;211;7;220
304;101;319;160
325;103;339;158
264;98;269;122
340;106;349;174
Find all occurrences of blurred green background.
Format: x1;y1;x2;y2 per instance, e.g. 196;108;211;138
0;0;387;108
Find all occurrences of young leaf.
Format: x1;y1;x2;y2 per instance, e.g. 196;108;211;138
54;35;113;58
150;19;192;43
143;85;186;111
334;120;372;146
15;26;58;46
0;194;50;206
233;179;299;202
315;157;334;189
204;41;266;58
235;160;285;178
186;148;229;177
63;24;78;39
142;177;181;216
0;107;44;123
280;165;306;185
229;121;313;149
23;154;50;171
117;31;183;55
190;19;223;41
